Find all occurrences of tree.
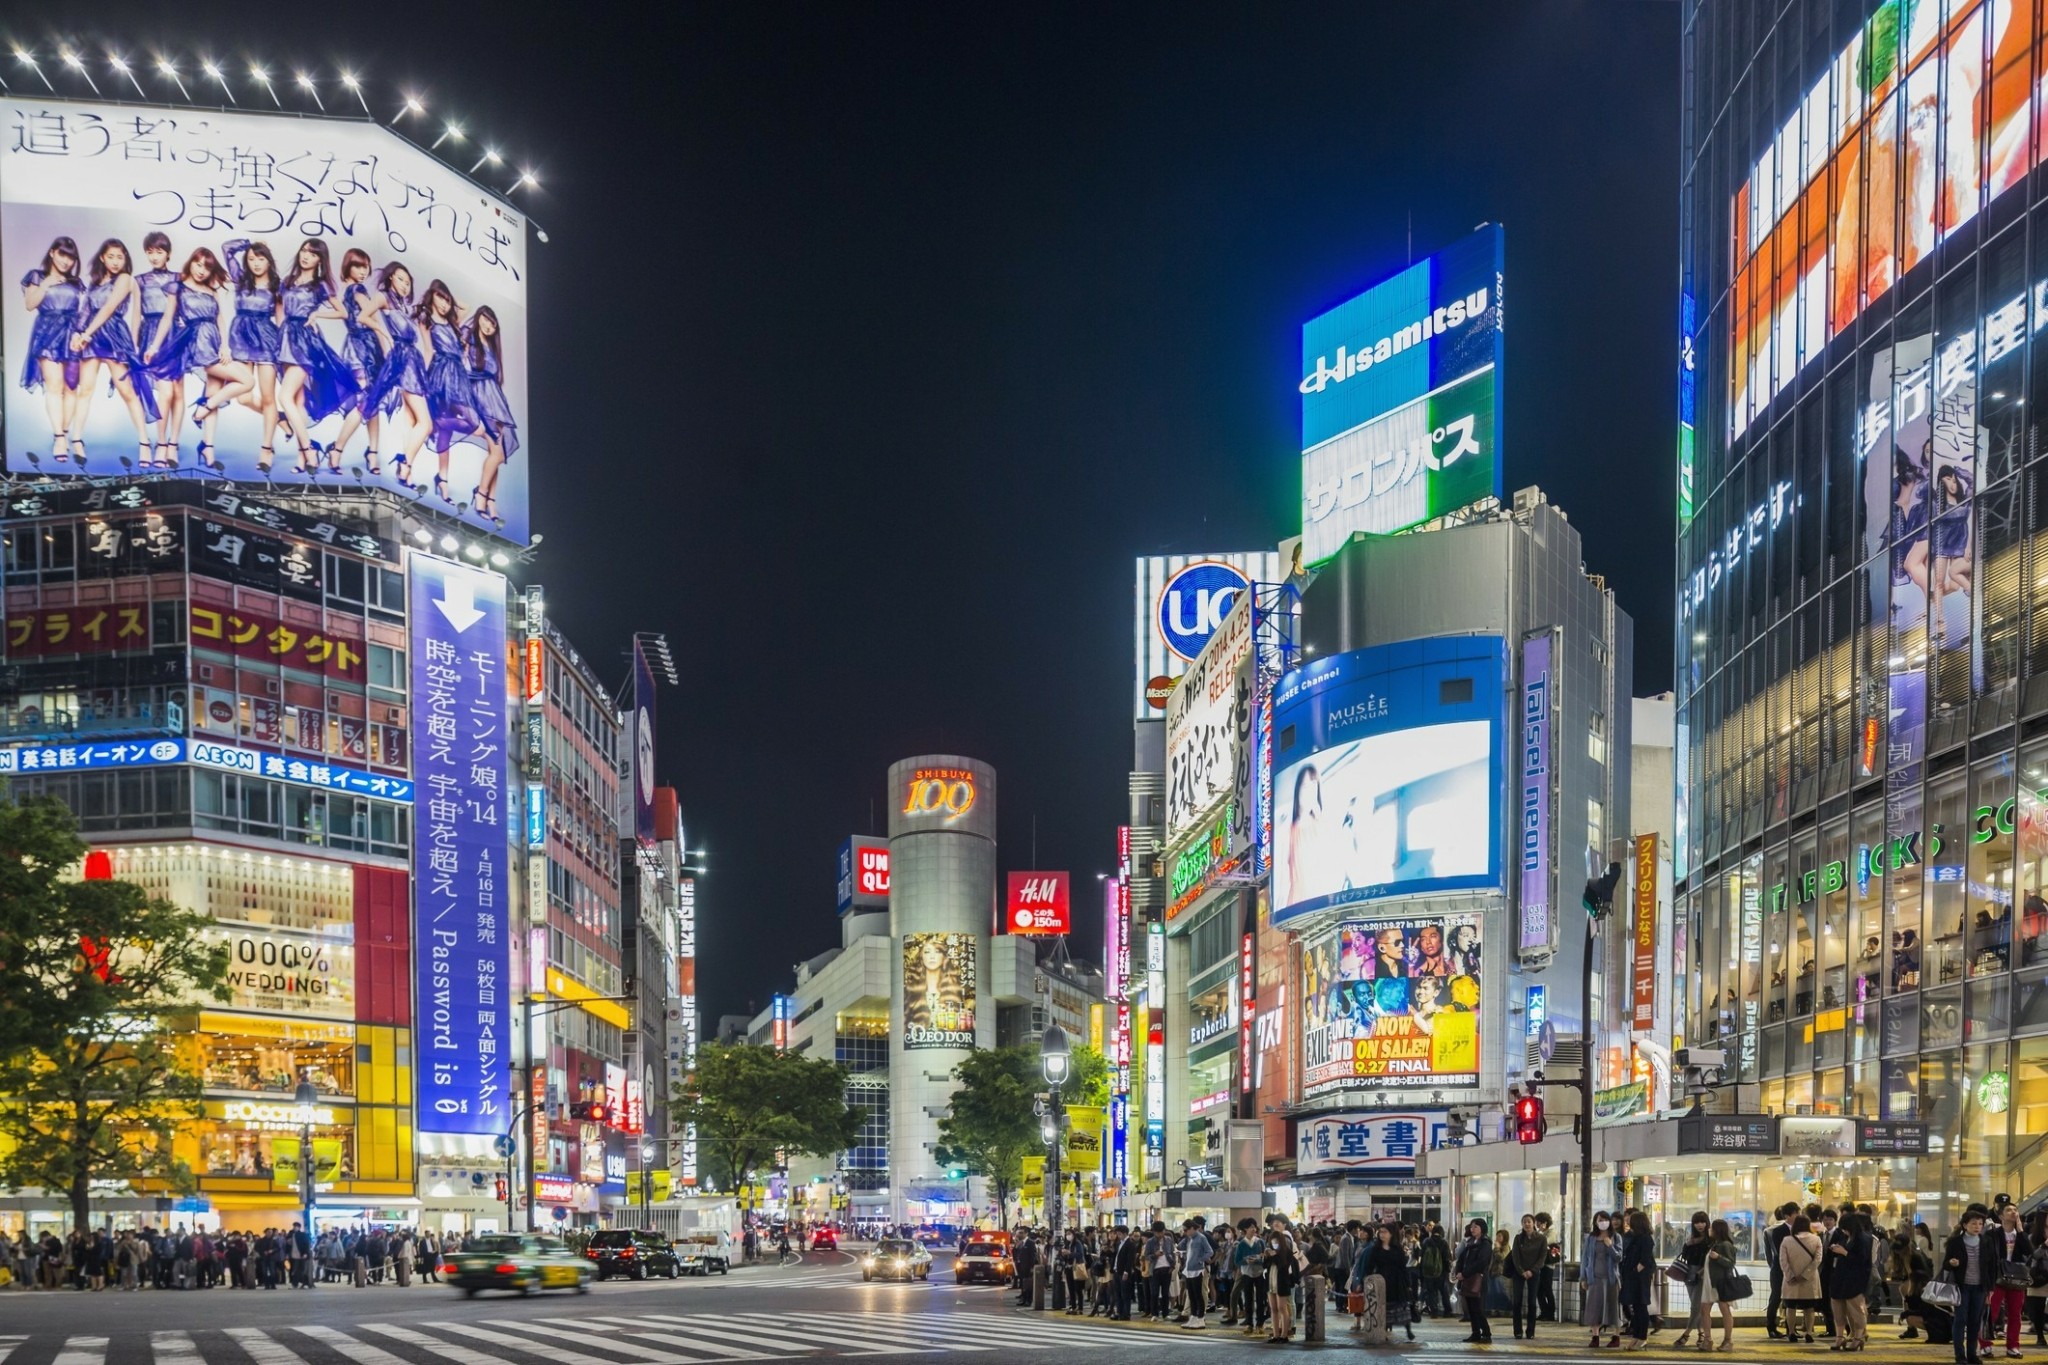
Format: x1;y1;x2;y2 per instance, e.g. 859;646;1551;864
1063;1043;1111;1109
0;797;230;1230
668;1042;864;1192
933;1047;1040;1229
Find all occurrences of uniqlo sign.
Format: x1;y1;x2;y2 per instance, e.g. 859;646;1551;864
1006;871;1071;935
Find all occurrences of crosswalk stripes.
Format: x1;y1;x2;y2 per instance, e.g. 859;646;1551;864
577;1316;825;1358
420;1320;680;1365
293;1325;414;1365
353;1324;520;1365
692;1315;959;1355
222;1329;308;1365
542;1320;761;1361
0;1339;26;1365
148;1335;200;1365
49;1339;105;1365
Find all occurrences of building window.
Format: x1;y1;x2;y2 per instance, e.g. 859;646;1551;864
1587;798;1604;862
1588;711;1607;766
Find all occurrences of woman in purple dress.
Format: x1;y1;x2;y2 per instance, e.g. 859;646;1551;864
366;263;429;488
276;239;361;475
318;248;392;474
19;236;85;464
175;247;249;473
68;238;161;469
461;306;517;523
397;278;477;503
135;231;185;467
221;239;285;473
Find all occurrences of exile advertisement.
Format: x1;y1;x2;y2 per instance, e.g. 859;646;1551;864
1302;913;1482;1094
2;98;530;541
903;931;977;1050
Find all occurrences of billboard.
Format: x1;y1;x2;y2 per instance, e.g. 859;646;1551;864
632;641;656;846
1295;1110;1449;1177
1631;833;1659;1032
1005;871;1071;935
410;553;510;1135
1133;553;1283;720
1;98;530;542
902;931;976;1049
1728;0;2041;439
835;836;891;914
1300;225;1503;563
1517;631;1556;956
1165;590;1253;843
1302;913;1483;1094
1269;636;1504;925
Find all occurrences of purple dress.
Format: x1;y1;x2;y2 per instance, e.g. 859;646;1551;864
421;319;478;449
222;240;282;365
365;290;425;415
136;268;181;381
462;325;519;460
280;280;361;422
167;286;224;378
79;279;160;422
18;269;83;392
339;283;387;404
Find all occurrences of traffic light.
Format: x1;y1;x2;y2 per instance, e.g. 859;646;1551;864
494;1177;508;1202
1514;1093;1546;1144
1582;861;1623;919
569;1101;607;1123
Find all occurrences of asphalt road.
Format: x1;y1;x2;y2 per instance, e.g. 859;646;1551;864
0;1248;1967;1365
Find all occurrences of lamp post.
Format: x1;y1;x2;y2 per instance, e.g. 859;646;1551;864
292;1078;318;1239
641;1141;657;1227
1039;1022;1071;1312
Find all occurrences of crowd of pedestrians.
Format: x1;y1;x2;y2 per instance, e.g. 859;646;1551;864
2;1223;460;1291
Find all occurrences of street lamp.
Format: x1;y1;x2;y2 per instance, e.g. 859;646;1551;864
641;1140;657;1226
292;1077;318;1240
1037;1022;1071;1311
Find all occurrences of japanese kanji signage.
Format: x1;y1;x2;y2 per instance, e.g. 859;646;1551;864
1295;1109;1448;1177
410;554;510;1136
1;97;531;545
1630;833;1659;1032
0;736;412;802
189;602;365;681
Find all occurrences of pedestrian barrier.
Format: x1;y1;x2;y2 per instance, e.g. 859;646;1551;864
1302;1272;1326;1342
1358;1273;1389;1346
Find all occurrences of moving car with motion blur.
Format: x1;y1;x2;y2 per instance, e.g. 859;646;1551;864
442;1233;592;1297
810;1225;839;1251
952;1229;1014;1285
586;1229;682;1280
863;1237;932;1282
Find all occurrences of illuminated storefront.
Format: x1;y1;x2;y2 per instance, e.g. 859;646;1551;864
1677;0;2048;1228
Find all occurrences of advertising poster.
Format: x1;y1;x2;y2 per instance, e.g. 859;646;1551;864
1730;0;2037;436
1631;833;1659;1032
1133;553;1282;720
1300;225;1503;563
410;553;509;1135
632;640;656;846
207;921;355;1020
1302;913;1482;1094
902;931;976;1049
1270;636;1503;924
1;98;530;541
1165;591;1253;842
1517;632;1554;955
836;836;891;914
1005;871;1071;935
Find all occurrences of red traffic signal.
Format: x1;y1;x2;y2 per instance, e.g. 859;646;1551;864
1514;1094;1546;1144
569;1101;607;1123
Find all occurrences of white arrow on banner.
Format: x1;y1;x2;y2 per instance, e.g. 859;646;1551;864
434;573;487;633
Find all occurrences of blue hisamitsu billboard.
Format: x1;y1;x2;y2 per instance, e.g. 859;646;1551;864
410;553;511;1136
1300;226;1503;563
1269;635;1503;925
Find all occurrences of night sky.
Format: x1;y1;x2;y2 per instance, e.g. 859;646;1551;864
25;3;1681;1026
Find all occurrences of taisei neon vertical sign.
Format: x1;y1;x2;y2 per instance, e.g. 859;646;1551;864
1518;631;1556;957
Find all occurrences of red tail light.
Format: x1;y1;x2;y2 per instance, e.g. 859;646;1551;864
618;1246;635;1256
494;1262;517;1274
439;1262;457;1275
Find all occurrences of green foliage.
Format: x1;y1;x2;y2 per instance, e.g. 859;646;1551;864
668;1042;864;1189
1062;1043;1111;1108
933;1047;1042;1229
0;797;231;1231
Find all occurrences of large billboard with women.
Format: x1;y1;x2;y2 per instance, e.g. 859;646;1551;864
1;98;529;542
1269;634;1504;925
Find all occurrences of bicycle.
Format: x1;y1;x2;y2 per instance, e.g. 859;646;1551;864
779;1248;803;1268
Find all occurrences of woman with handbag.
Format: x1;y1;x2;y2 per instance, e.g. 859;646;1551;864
1699;1219;1742;1352
1620;1210;1658;1349
1828;1210;1874;1351
1783;1215;1827;1345
1947;1207;1996;1365
1455;1219;1496;1344
1985;1204;2033;1359
1262;1213;1299;1343
1582;1210;1623;1349
1672;1212;1713;1348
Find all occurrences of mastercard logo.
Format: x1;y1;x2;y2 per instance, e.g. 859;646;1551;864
1145;675;1175;710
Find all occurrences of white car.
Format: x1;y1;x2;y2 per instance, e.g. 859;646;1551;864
673;1232;733;1275
863;1238;932;1282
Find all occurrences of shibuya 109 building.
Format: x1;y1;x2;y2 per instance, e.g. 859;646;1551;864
1676;0;2048;1226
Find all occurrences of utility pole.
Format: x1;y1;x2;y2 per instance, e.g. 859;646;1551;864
1579;861;1622;1238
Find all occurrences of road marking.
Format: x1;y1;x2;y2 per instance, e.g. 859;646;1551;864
425;1322;692;1365
150;1334;202;1365
355;1324;531;1365
727;1317;977;1354
293;1326;416;1365
52;1339;108;1365
623;1316;912;1357
224;1329;310;1365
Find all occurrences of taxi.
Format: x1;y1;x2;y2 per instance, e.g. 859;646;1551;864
442;1233;593;1296
862;1237;933;1282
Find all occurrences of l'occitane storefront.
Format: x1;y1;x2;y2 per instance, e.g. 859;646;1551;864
114;843;418;1231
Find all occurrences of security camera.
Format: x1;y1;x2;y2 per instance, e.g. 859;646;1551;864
1676;1047;1727;1095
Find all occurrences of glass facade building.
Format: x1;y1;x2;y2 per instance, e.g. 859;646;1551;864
1678;0;2048;1221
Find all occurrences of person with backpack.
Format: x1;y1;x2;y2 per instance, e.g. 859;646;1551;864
1419;1223;1452;1318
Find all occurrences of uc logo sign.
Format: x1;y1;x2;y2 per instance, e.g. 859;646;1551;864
1156;561;1250;662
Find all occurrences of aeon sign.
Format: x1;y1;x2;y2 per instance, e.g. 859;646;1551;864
1156;561;1251;662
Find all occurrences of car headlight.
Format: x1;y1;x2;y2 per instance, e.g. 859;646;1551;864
894;1258;907;1268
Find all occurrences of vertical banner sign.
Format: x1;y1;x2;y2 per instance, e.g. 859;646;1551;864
1145;921;1166;1159
632;641;657;847
677;876;699;1185
1518;632;1555;956
1631;833;1659;1032
1239;931;1257;1095
411;554;510;1136
1102;881;1125;1001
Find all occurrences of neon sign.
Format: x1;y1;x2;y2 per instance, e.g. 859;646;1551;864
903;768;977;823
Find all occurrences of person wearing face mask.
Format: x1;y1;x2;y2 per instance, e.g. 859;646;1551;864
1672;1212;1713;1349
1582;1210;1622;1349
